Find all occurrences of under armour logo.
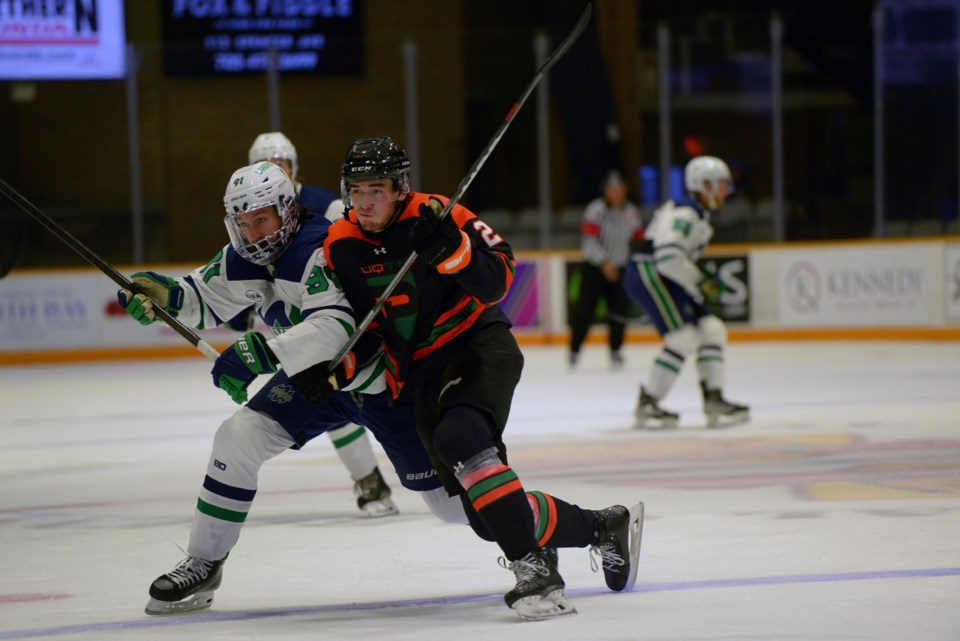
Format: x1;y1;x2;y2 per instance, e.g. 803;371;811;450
373;247;387;255
440;377;462;399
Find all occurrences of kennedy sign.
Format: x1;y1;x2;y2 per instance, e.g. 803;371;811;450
777;245;932;326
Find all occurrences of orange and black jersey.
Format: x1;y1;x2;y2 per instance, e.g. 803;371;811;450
323;192;516;398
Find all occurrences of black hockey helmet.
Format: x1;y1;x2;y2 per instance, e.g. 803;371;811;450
340;136;411;206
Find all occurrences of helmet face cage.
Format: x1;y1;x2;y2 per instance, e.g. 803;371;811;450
223;162;299;265
340;136;411;208
248;132;298;180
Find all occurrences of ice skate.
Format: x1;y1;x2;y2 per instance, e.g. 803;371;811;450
144;555;226;615
701;383;750;428
610;351;625;371
590;501;644;592
634;387;679;429
500;548;577;620
543;547;558;567
354;468;399;517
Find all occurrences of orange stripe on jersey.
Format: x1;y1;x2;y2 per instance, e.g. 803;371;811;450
435;230;473;274
434;293;473;327
492;251;514;303
341;351;357;381
412;298;485;361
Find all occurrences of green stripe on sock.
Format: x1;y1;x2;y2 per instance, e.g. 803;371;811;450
466;469;519;502
330;426;366;448
528;491;549;540
197;498;247;523
654;357;681;374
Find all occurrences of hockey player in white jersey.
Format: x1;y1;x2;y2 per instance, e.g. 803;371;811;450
247;131;345;222
246;131;395;517
118;162;466;615
622;155;749;429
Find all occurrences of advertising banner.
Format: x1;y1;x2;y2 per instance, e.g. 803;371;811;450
777;245;932;326
498;261;540;329
0;273;99;349
565;254;751;327
161;0;363;76
946;244;960;324
700;254;751;322
0;271;246;353
0;0;126;80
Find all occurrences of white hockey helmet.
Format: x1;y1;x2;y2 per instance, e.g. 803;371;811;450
685;155;734;210
248;132;298;180
223;162;299;265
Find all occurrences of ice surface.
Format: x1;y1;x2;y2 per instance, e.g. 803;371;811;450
1;341;958;640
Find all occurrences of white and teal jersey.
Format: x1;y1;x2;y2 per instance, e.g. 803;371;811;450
176;214;384;393
643;195;714;299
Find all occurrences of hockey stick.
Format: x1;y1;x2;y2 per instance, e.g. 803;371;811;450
0;178;220;361
0;221;26;279
330;2;593;368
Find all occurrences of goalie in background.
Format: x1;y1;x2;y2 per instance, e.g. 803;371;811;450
622;155;750;429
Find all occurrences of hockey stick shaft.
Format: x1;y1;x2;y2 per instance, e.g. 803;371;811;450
330;3;593;368
0;178;220;361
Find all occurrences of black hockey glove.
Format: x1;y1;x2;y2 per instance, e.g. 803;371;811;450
410;197;470;272
290;353;356;404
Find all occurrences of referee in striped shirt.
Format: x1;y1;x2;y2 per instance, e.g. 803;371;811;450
569;170;645;368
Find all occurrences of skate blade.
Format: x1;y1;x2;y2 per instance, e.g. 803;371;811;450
144;591;215;616
511;589;577;620
622;501;645;592
360;498;399;517
635;415;679;430
705;411;750;429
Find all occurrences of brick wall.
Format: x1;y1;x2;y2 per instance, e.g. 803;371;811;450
6;1;466;263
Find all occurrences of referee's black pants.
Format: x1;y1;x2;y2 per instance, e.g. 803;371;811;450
570;262;628;355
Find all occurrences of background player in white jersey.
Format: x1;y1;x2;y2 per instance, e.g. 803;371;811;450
118;162;465;615
247;131;345;222
622;155;749;429
245;132;395;517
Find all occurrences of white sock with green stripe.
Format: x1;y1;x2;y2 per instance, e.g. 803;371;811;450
187;407;295;561
327;423;378;482
647;348;683;399
696;344;725;390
